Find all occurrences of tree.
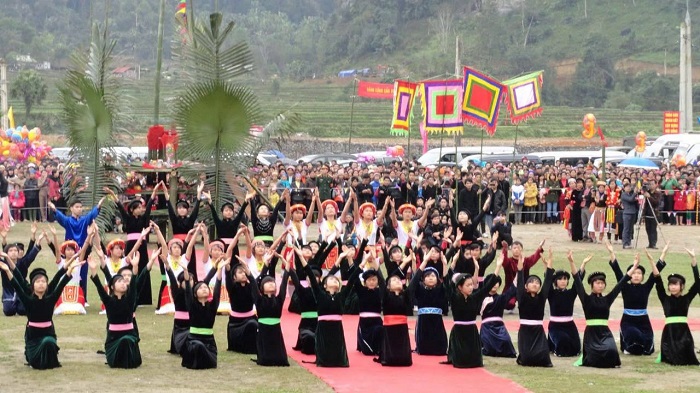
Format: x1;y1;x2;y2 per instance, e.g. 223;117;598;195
58;23;125;231
10;70;48;118
174;13;299;234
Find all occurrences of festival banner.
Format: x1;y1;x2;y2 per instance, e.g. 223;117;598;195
419;80;464;134
390;80;418;135
502;71;544;125
357;81;394;99
663;111;680;134
461;66;505;136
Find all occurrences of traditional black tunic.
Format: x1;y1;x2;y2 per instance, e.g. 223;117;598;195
254;271;290;366
289;241;333;314
610;259;664;355
165;268;189;355
209;199;247;241
306;264;349;367
181;275;222;369
289;270;318;355
547;283;581;357
116;198;153;305
446;274;498;368
8;270;71;369
516;268;554;367
409;268;447;356
250;199;283;246
347;269;382;355
91;275;142;369
480;284;517;358
655;265;700;366
225;269;259;354
375;270;413;366
570;189;584;242
573;272;629;368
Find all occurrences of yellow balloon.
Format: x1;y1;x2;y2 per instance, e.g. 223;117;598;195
28;130;37;142
28;156;36;164
2;151;9;157
1;140;9;148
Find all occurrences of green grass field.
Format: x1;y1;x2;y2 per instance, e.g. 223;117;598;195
0;221;699;392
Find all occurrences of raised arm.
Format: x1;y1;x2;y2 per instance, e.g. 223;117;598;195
376;196;391;227
607;255;636;304
283;191;292;226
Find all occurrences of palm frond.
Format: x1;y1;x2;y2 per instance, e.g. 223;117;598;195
172;12;300;227
173;13;254;84
59;23;126;232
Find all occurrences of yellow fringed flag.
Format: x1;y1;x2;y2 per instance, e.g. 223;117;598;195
390;80;418;136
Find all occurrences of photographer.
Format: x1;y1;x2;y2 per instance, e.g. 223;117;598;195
641;179;661;249
620;182;637;249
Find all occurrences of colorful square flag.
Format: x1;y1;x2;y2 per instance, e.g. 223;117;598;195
503;71;544;125
419;80;464;134
461;67;505;136
391;80;418;135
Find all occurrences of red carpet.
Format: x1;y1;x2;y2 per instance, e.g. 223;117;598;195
281;306;530;393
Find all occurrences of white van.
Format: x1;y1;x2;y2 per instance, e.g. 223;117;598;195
530;150;627;166
417;146;515;166
627;134;700;159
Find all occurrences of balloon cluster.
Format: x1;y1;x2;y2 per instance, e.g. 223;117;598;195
672;153;687;167
0;126;52;163
635;131;646;153
386;145;405;157
356;154;376;164
581;113;597;139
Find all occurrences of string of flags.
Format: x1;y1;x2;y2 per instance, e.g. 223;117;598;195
387;67;544;136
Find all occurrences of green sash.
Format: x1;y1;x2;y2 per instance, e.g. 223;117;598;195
189;327;214;335
258;318;281;325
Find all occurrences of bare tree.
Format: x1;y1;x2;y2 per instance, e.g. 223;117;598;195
431;6;454;54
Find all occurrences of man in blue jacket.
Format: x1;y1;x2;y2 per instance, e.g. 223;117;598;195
48;195;106;305
620;182;638;249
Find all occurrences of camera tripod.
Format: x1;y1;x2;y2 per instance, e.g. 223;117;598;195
633;194;666;249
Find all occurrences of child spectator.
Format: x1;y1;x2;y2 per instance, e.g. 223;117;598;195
8;184;25;222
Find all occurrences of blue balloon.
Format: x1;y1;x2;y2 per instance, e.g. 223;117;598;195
11;134;21;142
23;138;29;144
4;129;12;138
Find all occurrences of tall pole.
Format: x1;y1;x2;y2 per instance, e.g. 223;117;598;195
0;59;7;130
454;36;461;147
347;78;357;153
154;0;166;124
685;9;693;133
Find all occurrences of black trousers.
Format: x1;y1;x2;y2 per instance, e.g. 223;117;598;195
644;216;657;247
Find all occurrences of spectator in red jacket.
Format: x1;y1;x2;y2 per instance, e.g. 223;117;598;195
501;238;545;310
8;184;25;222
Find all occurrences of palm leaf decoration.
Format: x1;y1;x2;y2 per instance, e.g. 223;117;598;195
58;24;128;232
174;13;299;231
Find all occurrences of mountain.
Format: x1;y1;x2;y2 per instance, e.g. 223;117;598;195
1;0;698;110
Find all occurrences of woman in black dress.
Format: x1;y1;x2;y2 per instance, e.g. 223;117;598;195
445;255;502;368
516;248;554;367
480;272;517;358
289;247;327;355
295;241;353;368
567;178;584;242
572;253;636;368
375;251;413;366
180;257;227;369
0;258;80;369
88;256;142;368
165;254;193;355
547;250;583;357
347;253;383;356
606;241;666;356
250;190;286;246
654;248;699;366
203;190;248;247
107;185;158;306
409;250;448;356
253;260;291;366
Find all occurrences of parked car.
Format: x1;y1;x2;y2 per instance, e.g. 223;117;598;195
417;146;515;166
459;153;542;167
297;153;357;166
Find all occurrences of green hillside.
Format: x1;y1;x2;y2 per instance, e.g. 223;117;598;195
1;0;698;138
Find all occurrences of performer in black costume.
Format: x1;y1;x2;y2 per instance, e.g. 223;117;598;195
0;257;81;369
516;248;553;367
409;249;448;356
547;250;584;357
654;248;699;366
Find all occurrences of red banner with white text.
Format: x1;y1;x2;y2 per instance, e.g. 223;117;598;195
357;81;394;99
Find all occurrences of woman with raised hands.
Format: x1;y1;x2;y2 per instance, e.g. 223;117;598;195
296;238;358;367
224;227;259;354
572;252;638;368
346;248;383;356
253;251;291;367
547;250;584;357
654;248;699;366
515;248;554;367
409;247;449;356
180;256;228;369
0;256;81;369
87;255;142;368
154;221;198;315
606;240;667;356
444;253;503;368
